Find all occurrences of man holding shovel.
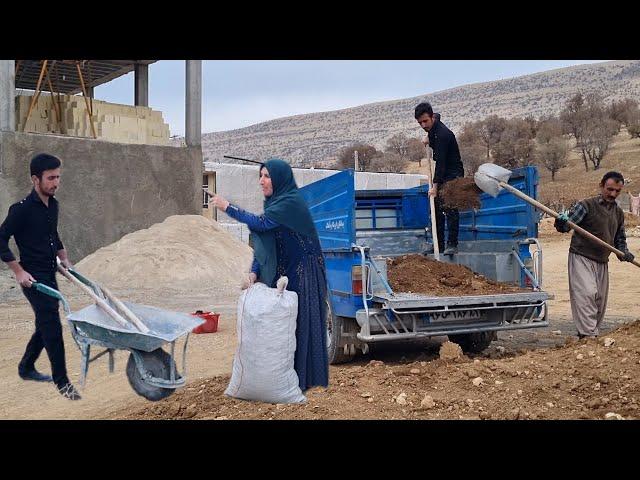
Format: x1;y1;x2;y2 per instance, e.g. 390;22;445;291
0;153;81;400
415;102;464;255
554;171;635;338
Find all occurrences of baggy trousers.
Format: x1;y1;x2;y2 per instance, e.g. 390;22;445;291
568;252;609;337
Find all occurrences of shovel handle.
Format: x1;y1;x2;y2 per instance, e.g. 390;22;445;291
57;266;133;329
425;150;440;260
500;182;640;269
100;285;150;334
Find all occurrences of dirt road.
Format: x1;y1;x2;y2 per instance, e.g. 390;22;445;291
1;236;638;419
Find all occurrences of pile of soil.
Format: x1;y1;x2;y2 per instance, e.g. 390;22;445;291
386;254;525;296
440;177;482;210
112;320;640;420
75;215;253;294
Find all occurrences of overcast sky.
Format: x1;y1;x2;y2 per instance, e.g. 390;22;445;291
94;60;606;137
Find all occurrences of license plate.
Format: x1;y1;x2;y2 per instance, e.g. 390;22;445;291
428;310;483;322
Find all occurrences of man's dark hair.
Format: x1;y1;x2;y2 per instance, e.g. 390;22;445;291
600;171;625;186
30;153;61;179
414;102;434;119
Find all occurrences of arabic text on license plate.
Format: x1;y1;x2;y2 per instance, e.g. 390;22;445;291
430;310;482;322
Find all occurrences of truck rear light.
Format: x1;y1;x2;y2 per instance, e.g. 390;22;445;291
352;265;369;295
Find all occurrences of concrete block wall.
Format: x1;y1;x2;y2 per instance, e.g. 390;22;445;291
204;162;427;242
15;93;171;145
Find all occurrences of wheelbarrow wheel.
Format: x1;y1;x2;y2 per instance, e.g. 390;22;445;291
126;349;178;401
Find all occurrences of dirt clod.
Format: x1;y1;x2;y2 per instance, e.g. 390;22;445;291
440;177;483;210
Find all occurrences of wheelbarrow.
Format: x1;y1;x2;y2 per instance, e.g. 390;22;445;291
31;271;205;401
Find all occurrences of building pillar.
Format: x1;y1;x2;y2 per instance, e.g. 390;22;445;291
0;60;16;131
185;60;201;147
134;63;149;107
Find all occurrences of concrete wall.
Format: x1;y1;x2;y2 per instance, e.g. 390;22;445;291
204;162;427;243
0;131;202;262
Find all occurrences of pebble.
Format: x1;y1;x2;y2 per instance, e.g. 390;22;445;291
546;402;554;408
472;377;484;387
594;383;601;391
496;346;506;354
395;393;408;405
495;380;504;385
420;395;435;409
604;412;624;420
576;354;584;360
360;392;372;398
368;397;374;403
551;330;562;335
410;368;421;375
604;337;616;347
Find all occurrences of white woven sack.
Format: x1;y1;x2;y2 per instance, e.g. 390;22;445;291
224;276;306;404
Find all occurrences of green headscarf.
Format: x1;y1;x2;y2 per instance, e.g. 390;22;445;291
251;158;318;286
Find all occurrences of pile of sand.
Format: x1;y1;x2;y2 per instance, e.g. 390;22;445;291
75;215;253;293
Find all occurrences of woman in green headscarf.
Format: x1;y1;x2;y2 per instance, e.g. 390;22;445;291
211;159;329;392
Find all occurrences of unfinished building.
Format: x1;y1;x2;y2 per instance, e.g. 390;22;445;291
0;60;203;261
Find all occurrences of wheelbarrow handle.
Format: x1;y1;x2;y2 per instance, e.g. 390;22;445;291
31;282;71;314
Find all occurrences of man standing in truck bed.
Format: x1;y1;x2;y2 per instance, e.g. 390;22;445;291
415;102;465;255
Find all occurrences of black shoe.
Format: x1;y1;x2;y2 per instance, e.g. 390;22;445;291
57;383;82;400
443;244;458;256
19;369;53;383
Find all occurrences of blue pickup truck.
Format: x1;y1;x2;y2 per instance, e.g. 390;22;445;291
299;166;552;364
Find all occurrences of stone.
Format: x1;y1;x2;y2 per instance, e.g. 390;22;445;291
604;412;624;420
576;354;584;360
420;395;435;409
395;393;408;405
410;368;421;375
551;330;562;335
360;392;372;398
496;346;506;354
472;377;484;387
439;341;463;361
603;338;615;347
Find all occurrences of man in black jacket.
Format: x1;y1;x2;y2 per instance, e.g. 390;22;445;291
0;153;81;400
415;102;465;255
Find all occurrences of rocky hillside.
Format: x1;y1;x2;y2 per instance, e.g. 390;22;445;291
200;60;640;167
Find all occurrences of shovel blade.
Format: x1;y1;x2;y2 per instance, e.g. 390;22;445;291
474;163;513;198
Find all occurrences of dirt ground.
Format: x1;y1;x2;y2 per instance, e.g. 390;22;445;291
387;254;525;296
1;236;639;420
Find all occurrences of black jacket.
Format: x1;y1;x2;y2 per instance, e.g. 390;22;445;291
428;118;464;184
0;189;64;273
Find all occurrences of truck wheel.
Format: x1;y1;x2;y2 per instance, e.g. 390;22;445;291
448;331;496;354
326;298;356;364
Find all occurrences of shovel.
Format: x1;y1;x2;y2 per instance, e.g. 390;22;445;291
474;163;640;269
426;148;440;261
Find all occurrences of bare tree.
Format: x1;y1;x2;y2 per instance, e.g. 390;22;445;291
458;122;485;175
385;133;410;158
371;151;407;173
536;116;564;144
582;117;618;170
477;116;507;160
560;92;617;171
337;143;379;171
407;137;427;166
628;109;640;139
609;98;639;127
536;136;569;181
560;93;591;171
492;118;535;169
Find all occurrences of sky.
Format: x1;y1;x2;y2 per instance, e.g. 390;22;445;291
94;60;606;137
